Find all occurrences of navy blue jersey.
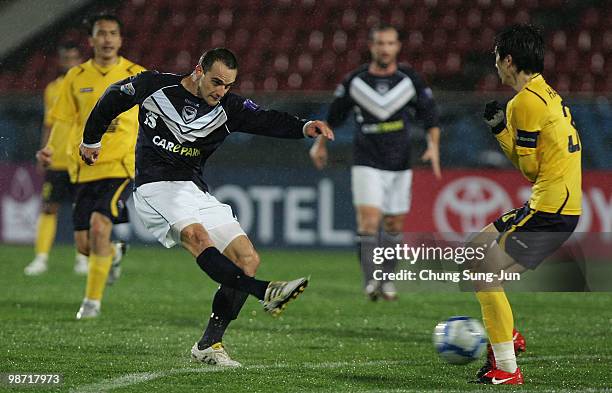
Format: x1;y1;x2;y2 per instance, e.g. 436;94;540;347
83;71;306;190
327;64;439;171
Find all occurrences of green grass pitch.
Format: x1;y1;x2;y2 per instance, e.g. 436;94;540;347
1;244;611;392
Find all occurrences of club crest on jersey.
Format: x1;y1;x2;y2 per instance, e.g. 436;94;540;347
120;82;136;96
181;106;198;123
376;83;389;94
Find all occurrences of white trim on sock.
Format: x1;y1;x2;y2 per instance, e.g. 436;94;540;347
492;341;517;373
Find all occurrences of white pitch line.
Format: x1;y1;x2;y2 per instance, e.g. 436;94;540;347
70;360;412;393
70;355;612;393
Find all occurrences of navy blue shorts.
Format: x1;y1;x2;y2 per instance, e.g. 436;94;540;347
494;203;579;269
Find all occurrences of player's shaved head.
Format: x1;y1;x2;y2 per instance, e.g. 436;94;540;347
199;48;238;73
494;24;544;74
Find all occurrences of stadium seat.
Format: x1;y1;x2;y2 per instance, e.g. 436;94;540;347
0;0;608;92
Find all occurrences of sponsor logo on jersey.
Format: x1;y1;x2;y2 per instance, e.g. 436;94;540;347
79;87;94;93
152;135;201;157
361;120;405;134
181;106;198;123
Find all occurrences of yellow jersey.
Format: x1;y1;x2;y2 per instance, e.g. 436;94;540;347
43;76;74;170
48;57;146;183
495;74;582;215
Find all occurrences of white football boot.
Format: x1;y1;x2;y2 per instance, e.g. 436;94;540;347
191;342;241;367
106;241;127;285
24;255;48;276
262;277;309;316
76;299;100;320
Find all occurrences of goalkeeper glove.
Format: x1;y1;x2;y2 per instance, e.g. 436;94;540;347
483;100;506;135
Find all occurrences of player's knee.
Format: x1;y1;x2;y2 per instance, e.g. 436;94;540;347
358;211;382;234
359;221;379;235
237;251;260;277
89;214;112;240
181;226;214;254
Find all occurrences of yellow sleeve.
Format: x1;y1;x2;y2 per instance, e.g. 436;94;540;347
48;70;77;124
509;93;545;182
494;127;519;169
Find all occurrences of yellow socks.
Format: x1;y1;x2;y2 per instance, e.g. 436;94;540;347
476;291;513;343
34;213;57;256
476;290;517;373
85;254;113;301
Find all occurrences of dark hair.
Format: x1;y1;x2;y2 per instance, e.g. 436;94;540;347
368;23;399;41
494;24;544;74
85;13;122;36
198;48;238;72
58;41;80;52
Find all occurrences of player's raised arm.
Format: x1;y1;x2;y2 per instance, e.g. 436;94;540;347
224;94;334;141
80;71;153;164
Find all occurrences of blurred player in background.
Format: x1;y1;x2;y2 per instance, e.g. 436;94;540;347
37;13;145;319
473;24;582;385
79;48;334;366
310;24;441;301
25;42;84;276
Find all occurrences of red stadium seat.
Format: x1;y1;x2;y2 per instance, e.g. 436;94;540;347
2;0;608;92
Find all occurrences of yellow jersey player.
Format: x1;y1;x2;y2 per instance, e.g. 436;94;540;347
40;13;145;319
26;42;83;276
470;24;581;385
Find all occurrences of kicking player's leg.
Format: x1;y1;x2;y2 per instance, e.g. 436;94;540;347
471;223;525;384
181;224;269;300
197;235;257;350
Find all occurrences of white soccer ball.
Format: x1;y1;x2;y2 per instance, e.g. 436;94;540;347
433;316;487;365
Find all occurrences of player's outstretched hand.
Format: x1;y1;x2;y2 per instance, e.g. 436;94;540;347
79;143;100;165
483;101;506;134
304;120;335;141
35;146;53;167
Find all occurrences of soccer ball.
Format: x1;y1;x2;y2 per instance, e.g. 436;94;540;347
433;316;487;365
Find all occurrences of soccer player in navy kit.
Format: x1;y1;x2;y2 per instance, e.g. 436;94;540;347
80;48;334;366
310;24;441;300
